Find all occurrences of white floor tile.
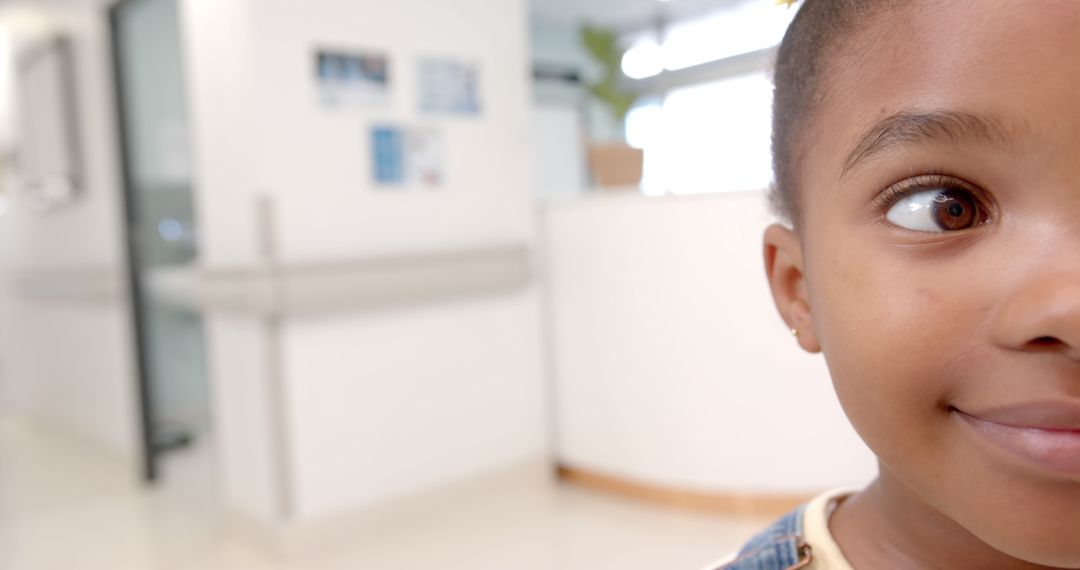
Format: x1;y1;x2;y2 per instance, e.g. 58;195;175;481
0;415;769;570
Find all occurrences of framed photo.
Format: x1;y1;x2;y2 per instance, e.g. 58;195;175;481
316;48;390;108
417;57;481;115
371;125;444;188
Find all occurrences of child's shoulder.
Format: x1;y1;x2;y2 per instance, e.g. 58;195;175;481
702;489;856;570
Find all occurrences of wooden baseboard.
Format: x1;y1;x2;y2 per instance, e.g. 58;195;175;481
556;465;811;518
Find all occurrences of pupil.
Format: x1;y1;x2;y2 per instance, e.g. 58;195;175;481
931;190;978;231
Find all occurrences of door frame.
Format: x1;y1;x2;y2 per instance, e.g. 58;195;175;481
108;0;158;483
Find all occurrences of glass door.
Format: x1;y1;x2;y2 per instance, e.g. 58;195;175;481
110;0;207;482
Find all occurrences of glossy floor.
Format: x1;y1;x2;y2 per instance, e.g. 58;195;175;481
0;415;770;570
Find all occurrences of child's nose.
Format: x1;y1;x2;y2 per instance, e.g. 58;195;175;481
990;269;1080;364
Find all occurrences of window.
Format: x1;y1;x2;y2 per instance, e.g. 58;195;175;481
630;72;774;196
621;1;799;196
659;2;797;72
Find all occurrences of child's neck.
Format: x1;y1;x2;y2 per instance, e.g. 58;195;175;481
831;469;1062;570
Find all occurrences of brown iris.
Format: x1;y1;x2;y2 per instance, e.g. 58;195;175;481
931;190;979;231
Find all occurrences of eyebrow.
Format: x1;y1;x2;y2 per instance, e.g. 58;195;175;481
840;110;1014;178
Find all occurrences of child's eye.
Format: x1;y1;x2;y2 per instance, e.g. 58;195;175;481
883;181;989;233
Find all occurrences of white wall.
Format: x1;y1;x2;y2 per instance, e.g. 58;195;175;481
543;191;877;494
531;105;587;198
184;0;537;266
255;0;534;262
283;291;546;520
204;314;282;522
179;0;260;268
0;3;139;467
180;0;547;524
178;0;282;519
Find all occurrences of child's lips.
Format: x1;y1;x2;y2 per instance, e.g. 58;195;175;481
952;401;1080;477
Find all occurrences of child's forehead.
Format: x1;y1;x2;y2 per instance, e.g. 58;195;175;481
828;3;1077;99
808;1;1080;181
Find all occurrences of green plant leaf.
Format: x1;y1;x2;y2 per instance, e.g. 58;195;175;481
588;81;636;122
581;25;620;69
580;24;639;125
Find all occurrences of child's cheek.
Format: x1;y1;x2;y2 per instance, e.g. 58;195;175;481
808;238;979;457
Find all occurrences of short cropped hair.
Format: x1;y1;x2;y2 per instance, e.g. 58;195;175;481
771;0;898;226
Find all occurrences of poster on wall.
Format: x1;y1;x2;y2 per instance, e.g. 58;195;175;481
372;126;405;184
371;126;444;188
316;49;390;108
417;58;481;115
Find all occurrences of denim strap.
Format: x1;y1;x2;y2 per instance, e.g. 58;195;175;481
718;505;810;570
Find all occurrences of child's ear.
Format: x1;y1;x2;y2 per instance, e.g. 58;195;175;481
763;224;822;353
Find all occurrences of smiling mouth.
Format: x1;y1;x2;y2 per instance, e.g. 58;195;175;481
951;402;1080;477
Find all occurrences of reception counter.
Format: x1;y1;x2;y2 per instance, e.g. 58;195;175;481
540;190;876;509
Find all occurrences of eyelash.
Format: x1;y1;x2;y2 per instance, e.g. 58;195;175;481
871;173;992;223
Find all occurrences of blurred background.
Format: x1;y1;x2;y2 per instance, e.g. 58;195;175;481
0;0;875;568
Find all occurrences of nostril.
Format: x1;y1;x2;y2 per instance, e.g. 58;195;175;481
1031;336;1062;347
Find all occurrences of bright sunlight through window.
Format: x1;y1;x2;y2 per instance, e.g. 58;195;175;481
636;72;774;196
618;0;798;196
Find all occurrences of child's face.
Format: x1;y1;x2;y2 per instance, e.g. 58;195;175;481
766;0;1080;565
